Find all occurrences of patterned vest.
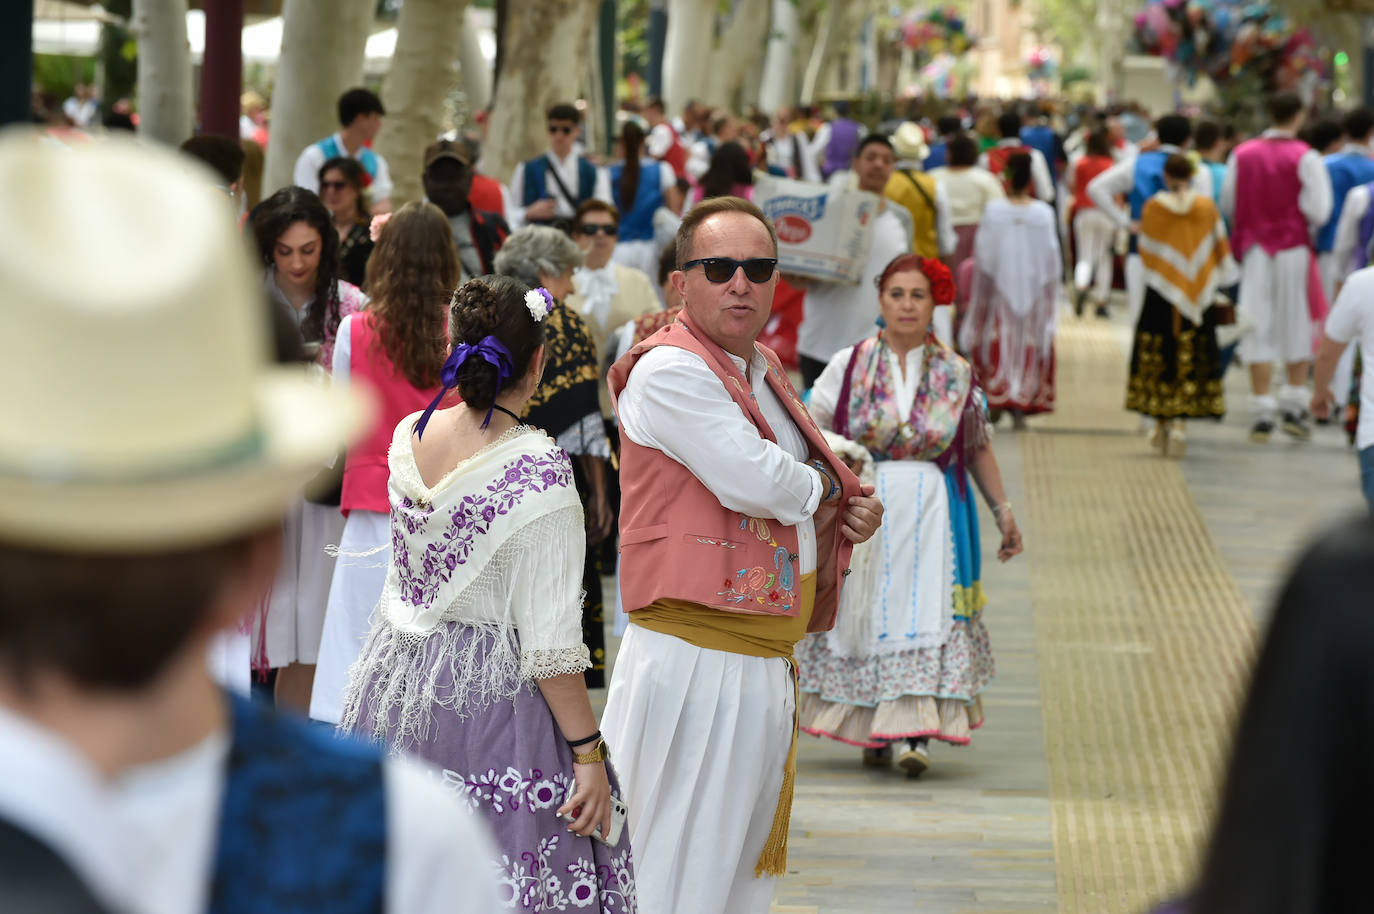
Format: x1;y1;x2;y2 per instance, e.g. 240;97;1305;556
208;696;385;914
607;313;860;633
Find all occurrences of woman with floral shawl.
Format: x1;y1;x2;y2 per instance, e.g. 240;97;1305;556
343;276;636;912
798;255;1023;777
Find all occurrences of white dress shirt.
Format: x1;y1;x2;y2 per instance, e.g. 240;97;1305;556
618;344;823;574
979;138;1056;202
1085;144;1213;230
646;123;676;159
293;133;394;206
507;149;613;229
0;705;499;914
1220;129;1332;230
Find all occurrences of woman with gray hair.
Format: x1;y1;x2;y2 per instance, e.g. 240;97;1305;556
495;226;615;687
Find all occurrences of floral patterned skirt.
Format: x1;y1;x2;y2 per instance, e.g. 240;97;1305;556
1125;288;1226;420
346;623;637;912
796;618;994;748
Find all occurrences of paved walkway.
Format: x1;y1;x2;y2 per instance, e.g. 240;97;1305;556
598;310;1362;913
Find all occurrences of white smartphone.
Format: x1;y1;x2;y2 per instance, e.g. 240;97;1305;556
559;783;628;847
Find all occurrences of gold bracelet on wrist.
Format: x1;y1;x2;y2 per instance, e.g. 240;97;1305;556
573;738;609;765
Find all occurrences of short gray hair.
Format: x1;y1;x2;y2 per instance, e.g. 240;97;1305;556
493;225;584;286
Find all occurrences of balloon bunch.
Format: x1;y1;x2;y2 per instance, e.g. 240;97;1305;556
899;7;973;57
1131;0;1326;91
1027;46;1058;83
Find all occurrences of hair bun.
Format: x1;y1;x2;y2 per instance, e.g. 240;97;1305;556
451;279;503;342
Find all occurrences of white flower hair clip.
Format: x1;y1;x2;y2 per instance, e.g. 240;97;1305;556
525;287;555;322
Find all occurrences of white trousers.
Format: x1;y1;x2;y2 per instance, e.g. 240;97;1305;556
1073;209;1115;304
309;509;390;724
602;625;794;914
1237;246;1313;366
1126;253;1146;328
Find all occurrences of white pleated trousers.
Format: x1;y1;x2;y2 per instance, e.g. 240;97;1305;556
602;624;794;914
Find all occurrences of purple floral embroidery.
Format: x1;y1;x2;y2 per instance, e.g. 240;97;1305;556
392;450;574;611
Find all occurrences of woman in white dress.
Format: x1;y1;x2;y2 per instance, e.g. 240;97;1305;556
798;254;1023;776
342;275;637;911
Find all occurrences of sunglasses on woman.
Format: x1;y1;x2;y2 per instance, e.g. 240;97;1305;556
320;180;350;191
681;257;778;284
577;224;618;236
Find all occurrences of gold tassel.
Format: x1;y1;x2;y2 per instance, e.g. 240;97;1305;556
755;667;800;877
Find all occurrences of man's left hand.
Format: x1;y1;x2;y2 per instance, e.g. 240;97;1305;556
840;484;883;543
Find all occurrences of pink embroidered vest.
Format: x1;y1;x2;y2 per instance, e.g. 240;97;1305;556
1230;137;1311;258
607;313;861;634
341;313;444;516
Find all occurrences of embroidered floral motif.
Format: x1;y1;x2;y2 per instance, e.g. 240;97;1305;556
392;451;575;611
717;545;797;608
454;768;639;912
843;336;972;462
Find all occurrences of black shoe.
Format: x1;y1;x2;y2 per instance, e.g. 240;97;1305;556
1282;411;1312;440
1074;288;1088;317
1250;419;1274;443
1095;305;1110;318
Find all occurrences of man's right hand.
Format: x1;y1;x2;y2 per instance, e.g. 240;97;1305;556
1312;387;1334;422
527;198;557;222
840;484;883;544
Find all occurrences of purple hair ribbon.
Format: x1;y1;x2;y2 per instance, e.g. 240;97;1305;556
415;335;514;439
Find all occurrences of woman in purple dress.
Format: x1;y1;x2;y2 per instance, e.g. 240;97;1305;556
342;275;637;912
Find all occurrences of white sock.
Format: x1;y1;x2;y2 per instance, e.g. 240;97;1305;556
1278;384;1308;415
1251;394;1278;422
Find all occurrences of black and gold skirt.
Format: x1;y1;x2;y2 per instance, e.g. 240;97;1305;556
1125;289;1226;420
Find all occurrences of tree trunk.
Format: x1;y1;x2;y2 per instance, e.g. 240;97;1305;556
662;0;715;115
704;0;770;108
457;6;492;112
758;0;798;112
133;0;192;145
376;0;469;209
262;0;374;198
800;0;844;105
484;0;601;187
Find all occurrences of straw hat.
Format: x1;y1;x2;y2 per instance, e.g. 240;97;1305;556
0;131;369;551
892;122;930;163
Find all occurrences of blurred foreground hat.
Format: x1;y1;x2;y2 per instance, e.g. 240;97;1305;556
0;130;369;551
424;138;471;170
892;122;930;163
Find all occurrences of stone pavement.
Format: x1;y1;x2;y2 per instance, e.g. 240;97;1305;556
595;309;1362;913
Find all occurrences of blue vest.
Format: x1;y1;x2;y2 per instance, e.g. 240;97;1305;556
1318;152;1374;252
522;155;597;209
611;159;664;243
315;136;380;182
1020;125;1059;183
208;696;386;914
1128;150;1170;220
1203;160;1225;205
924;141;948;172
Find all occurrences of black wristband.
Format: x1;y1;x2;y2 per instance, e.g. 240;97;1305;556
566;729;601;748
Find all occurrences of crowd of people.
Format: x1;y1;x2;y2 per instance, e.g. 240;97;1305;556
9;72;1374;914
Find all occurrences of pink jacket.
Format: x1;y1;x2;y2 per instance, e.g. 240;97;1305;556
608;313;860;634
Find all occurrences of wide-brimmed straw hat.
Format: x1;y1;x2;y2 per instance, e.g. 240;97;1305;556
0;131;369;551
892;122;930;163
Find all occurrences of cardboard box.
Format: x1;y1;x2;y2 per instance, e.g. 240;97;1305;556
754;172;880;284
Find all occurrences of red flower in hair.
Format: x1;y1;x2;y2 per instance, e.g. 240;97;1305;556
920;258;956;306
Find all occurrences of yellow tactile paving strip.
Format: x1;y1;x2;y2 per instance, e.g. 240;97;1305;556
1022;320;1257;912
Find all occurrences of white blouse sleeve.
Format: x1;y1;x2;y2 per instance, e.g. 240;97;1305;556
331;313;354;383
507;504;591;680
807;345;854;432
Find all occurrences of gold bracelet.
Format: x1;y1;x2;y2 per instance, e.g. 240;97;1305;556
573;738;609;765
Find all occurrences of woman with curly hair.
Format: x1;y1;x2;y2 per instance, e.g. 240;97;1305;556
318;156;374;288
310;201;461;724
249;186;367;712
797;254;1023;777
253;185;365;369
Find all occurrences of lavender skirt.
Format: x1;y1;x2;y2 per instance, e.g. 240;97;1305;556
347;622;638;913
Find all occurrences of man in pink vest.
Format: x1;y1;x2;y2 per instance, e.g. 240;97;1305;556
1222;92;1333;442
602;197;883;913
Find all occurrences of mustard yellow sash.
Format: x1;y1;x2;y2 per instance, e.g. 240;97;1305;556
630;571;816;877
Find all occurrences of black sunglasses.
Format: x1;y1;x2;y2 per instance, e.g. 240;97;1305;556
577;224;618;236
319;180;349;191
548;124;575;135
681;257;778;284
